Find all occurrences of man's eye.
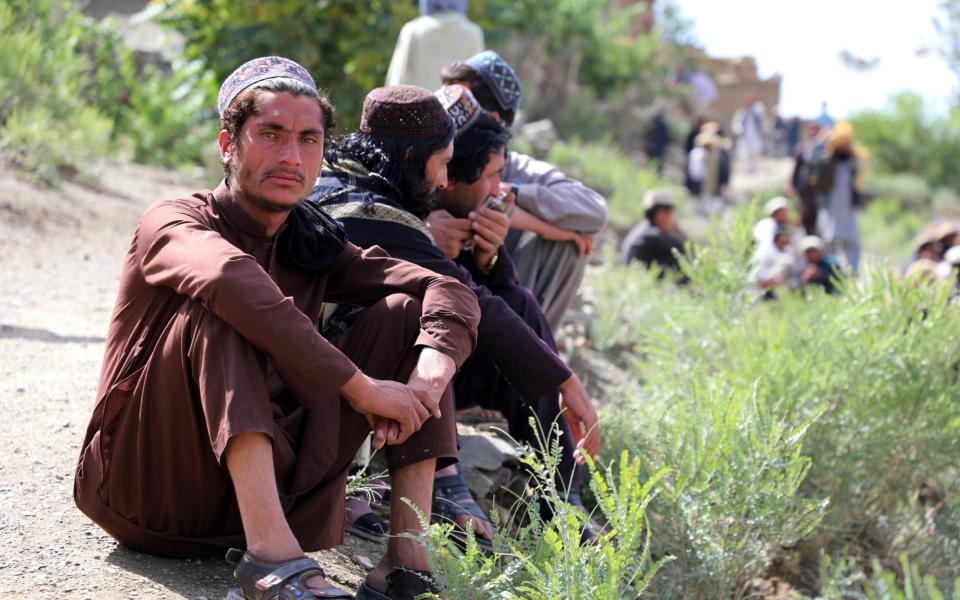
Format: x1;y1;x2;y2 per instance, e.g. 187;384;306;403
302;136;320;144
262;131;277;139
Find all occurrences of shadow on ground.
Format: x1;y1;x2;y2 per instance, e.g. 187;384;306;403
106;546;234;598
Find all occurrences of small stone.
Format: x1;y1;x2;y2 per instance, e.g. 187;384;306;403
459;435;506;471
351;554;375;570
461;463;509;500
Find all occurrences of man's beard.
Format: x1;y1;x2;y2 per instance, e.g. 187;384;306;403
245;184;298;213
426;187;442;210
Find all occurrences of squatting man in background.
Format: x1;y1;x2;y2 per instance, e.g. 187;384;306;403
73;56;482;600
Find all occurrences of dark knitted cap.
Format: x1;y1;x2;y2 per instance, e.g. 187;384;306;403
359;85;453;141
465;50;522;112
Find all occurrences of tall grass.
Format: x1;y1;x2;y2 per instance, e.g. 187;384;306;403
547;139;680;230
588;205;960;596
418;422;671;599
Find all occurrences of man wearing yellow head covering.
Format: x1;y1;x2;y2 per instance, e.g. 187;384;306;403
810;121;863;274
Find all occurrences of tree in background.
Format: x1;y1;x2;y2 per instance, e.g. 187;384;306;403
472;0;684;147
155;0;418;131
935;0;960;104
156;0;686;146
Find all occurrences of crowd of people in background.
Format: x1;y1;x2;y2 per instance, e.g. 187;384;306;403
634;97;960;301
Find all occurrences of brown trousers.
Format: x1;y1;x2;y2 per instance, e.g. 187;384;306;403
74;294;457;558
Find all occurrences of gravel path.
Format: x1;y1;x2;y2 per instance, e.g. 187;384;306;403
0;164;379;598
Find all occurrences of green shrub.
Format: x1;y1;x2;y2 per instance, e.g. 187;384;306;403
862;173;933;213
0;0;218;181
155;0;418;133
860;196;926;264
817;554;960;599
588;205;960;596
0;0;115;181
120;59;219;169
419;424;671;599
0;105;112;184
547;139;680;229
852;92;960;192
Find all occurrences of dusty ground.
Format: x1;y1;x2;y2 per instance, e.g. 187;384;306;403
0;163;384;598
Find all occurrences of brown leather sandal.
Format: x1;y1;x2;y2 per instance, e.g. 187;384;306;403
224;548;353;599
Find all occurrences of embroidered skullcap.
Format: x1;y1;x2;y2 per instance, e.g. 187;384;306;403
435;84;481;138
359;85;453;141
218;56;317;118
465;50;522;112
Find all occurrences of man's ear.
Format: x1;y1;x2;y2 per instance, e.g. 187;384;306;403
218;130;233;163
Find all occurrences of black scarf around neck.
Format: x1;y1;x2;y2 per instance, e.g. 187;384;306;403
276;200;347;275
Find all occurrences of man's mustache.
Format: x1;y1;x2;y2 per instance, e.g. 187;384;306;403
262;168;305;183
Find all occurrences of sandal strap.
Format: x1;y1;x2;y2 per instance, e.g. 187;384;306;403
229;549;345;600
385;568;440;598
253;557;324;593
432;474;473;502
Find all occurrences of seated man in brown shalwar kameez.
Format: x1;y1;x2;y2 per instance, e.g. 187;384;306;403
73;56;480;600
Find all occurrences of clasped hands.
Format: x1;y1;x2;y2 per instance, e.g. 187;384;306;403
426;192;514;271
340;347;456;449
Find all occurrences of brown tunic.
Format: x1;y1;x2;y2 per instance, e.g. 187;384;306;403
73;183;480;557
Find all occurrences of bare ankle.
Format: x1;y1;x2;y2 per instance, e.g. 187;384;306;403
245;530;303;563
383;539;431;572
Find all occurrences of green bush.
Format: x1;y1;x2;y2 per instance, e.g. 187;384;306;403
419;424;671;599
0;0;218;181
155;0;418;133
860;196;926;264
817;554;960;599
852;92;960;192
119;59;219;169
862;173;933;213
547;139;680;229
587;205;960;596
0;0;115;182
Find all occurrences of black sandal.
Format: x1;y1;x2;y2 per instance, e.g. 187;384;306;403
225;548;353;599
346;511;389;542
431;474;494;551
354;567;440;600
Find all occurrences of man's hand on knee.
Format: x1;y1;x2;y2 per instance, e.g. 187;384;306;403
341;371;441;448
406;347;456;412
558;374;602;462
